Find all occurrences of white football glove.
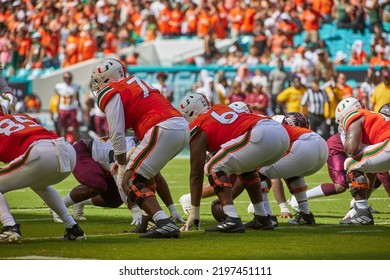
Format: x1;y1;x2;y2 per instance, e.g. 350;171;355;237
180;206;200;231
130;206;142;225
168;204;185;223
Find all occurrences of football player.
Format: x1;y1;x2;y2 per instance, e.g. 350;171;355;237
0;101;86;243
178;93;289;232
335;98;390;224
52;136;185;229
89;58;189;238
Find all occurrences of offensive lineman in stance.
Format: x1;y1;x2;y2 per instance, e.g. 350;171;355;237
178;93;289;232
89;58;189;238
0;101;86;243
335;98;390;225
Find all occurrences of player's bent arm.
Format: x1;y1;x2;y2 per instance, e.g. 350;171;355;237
344;117;364;157
189;131;208;207
105;95;127;165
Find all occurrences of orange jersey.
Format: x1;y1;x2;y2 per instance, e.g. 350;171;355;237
0;114;58;163
189;105;270;153
282;123;313;154
97;76;182;140
282;124;313;143
342;109;390;145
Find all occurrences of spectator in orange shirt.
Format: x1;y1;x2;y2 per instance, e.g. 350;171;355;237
300;2;322;43
269;29;288;54
312;0;334;23
336;73;354;98
103;24;118;55
228;1;244;39
370;46;390;67
197;6;212;38
169;2;184;36
278;13;299;46
16;29;31;69
158;0;172;37
78;25;97;62
348;39;367;65
62;27;79;67
210;6;228;39
240;2;256;35
184;2;198;36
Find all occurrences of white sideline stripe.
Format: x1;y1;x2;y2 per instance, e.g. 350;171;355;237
4;256;89;260
338;229;385;233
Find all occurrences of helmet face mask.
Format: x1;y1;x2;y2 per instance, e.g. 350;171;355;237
335;97;362;124
90;58;126;98
178;93;210;122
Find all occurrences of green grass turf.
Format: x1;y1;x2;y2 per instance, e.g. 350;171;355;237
1;158;390;260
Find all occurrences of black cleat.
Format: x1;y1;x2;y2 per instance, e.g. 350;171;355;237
140;218;180;238
205;216;245;233
244;214;274;230
0;224;21;244
62;224;87;241
288;211;316;225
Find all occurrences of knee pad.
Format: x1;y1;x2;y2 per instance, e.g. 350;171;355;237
346;171;368;196
239;171;261;188
128;173;156;206
208;171;232;194
286;177;307;194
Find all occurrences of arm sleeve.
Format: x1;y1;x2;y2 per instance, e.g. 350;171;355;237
104;94;127;156
300;91;308;106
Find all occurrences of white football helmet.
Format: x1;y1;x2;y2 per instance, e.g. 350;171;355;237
89;58;126;98
229;101;251;113
335;97;362;124
178;93;210;122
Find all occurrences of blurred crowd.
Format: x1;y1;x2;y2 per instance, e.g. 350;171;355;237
0;0;389;76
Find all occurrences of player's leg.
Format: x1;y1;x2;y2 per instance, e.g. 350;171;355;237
125;125;188;238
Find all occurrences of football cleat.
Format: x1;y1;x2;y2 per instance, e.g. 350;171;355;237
339;207;374;225
72;203;87;221
139;218;180;238
62;224;87;241
288;211;316;225
0;224;21;244
244;214;274;230
179;194;191;215
205;216;245;233
131;215;155;233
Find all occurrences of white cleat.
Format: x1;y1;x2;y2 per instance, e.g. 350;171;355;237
179;194;191;215
288;196;300;212
52;211;64;223
247;203;254;214
72;203;87;221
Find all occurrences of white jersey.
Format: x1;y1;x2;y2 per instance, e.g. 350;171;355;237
91;136;138;171
55;82;80;110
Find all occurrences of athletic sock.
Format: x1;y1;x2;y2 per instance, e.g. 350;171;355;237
222;204;239;218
